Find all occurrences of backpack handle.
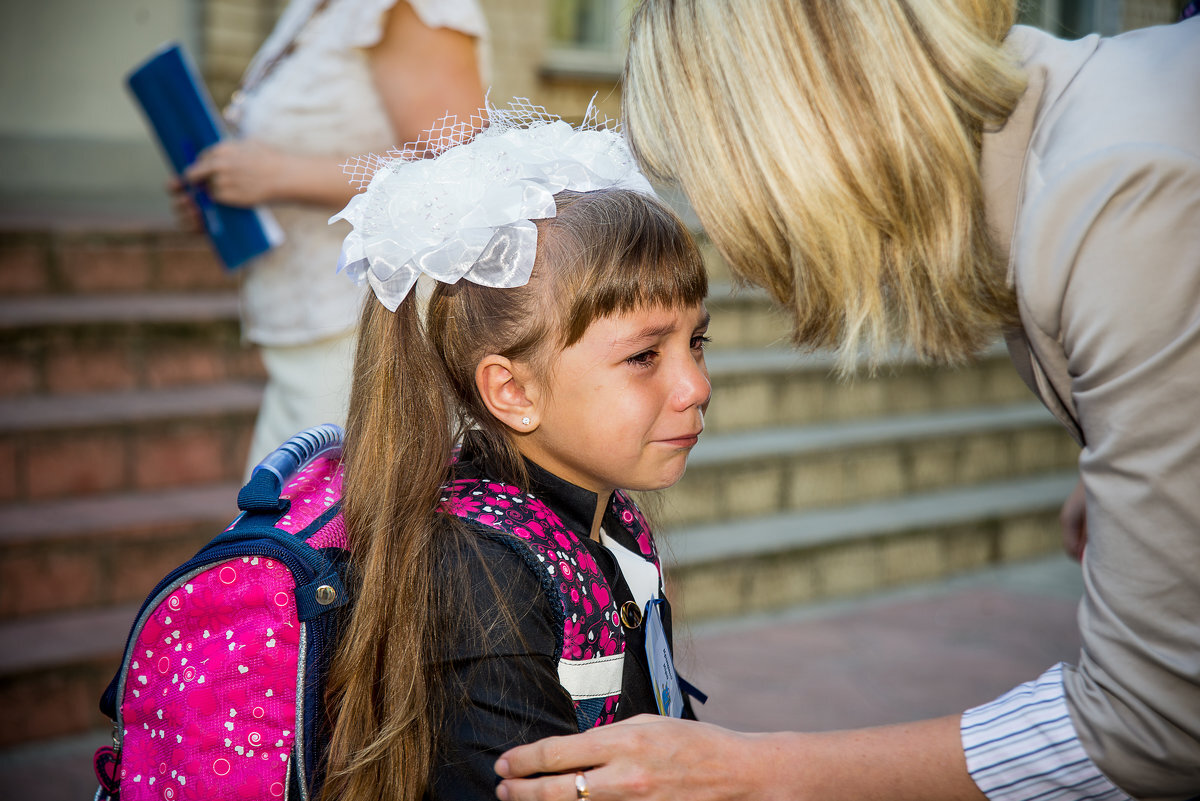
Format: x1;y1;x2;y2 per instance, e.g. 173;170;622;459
238;423;344;512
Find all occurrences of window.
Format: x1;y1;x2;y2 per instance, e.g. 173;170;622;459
1019;0;1124;37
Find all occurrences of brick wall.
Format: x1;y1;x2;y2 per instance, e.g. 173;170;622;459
486;0;625;118
485;0;551;99
201;0;288;106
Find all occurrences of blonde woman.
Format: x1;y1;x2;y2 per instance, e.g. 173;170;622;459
495;1;1200;800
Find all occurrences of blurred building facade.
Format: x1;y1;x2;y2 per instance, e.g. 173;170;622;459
1;0;1186;222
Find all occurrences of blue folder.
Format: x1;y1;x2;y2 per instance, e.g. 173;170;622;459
126;42;283;271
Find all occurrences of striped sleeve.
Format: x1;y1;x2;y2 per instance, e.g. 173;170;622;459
960;663;1132;801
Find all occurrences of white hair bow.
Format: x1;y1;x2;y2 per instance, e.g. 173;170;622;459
330;98;654;311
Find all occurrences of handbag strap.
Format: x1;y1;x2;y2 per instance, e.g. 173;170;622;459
225;0;334;126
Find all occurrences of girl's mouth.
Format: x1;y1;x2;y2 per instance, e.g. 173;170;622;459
658;432;700;448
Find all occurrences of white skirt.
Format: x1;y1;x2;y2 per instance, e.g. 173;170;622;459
244;328;357;479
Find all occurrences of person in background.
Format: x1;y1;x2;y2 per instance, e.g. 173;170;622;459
493;1;1200;799
172;0;487;476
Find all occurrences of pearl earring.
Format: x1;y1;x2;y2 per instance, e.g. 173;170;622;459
521;416;531;426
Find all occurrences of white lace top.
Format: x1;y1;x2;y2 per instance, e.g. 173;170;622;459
230;0;489;345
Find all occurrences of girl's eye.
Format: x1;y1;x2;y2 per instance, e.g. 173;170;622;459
691;334;712;351
625;349;658;367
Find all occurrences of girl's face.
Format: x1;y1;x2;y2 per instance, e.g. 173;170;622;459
518;302;711;496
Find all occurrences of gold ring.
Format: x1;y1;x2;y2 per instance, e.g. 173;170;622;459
575;771;590;800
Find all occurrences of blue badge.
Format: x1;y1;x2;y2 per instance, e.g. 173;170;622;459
643;598;683;717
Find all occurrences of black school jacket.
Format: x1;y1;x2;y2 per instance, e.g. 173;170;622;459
426;438;695;799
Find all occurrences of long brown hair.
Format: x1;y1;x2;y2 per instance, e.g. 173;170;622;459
319;187;706;801
623;0;1026;372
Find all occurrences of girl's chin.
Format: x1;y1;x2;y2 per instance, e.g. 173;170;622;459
627;463;691;493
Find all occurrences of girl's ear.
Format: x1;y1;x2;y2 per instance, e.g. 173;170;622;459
475;355;539;433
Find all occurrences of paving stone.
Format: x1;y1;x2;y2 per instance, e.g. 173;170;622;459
683;556;1084;733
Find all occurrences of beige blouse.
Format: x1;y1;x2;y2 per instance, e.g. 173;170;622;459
983;20;1200;797
231;0;488;346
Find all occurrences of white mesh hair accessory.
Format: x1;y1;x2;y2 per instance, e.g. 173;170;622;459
330;97;655;311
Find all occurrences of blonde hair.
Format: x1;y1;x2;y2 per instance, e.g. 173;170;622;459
319;188;705;801
624;0;1026;371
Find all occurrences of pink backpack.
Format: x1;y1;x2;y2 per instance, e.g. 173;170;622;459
95;426;661;800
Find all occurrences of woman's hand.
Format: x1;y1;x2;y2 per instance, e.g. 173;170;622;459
183;140;289;208
182;139;362;208
1059;478;1087;561
166;175;204;233
495;715;767;801
494;713;983;801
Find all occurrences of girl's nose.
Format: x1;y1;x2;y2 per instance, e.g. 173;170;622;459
675;356;711;411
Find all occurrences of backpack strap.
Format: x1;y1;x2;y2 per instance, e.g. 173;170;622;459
439;477;661;730
608;489;658;563
256;449;662;731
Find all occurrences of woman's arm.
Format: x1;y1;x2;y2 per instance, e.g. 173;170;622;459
182;140;354;208
1013;149;1200;795
181;1;485;210
495;715;984;801
367;0;486;148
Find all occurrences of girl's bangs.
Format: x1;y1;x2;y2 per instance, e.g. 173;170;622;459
555;190;707;347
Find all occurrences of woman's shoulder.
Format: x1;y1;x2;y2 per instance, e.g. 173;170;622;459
403;0;489;38
323;0;488;51
1014;146;1200;334
1022;18;1200;176
1008;145;1200;447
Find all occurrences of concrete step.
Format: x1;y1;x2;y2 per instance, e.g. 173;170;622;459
0;403;1075;620
0;728;111;801
0;293;239;328
663;471;1079;622
0;483;239;621
0;229;235;296
704;345;1032;434
0;603;135;747
0;293;262;397
0;383;261;501
659;403;1077;527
